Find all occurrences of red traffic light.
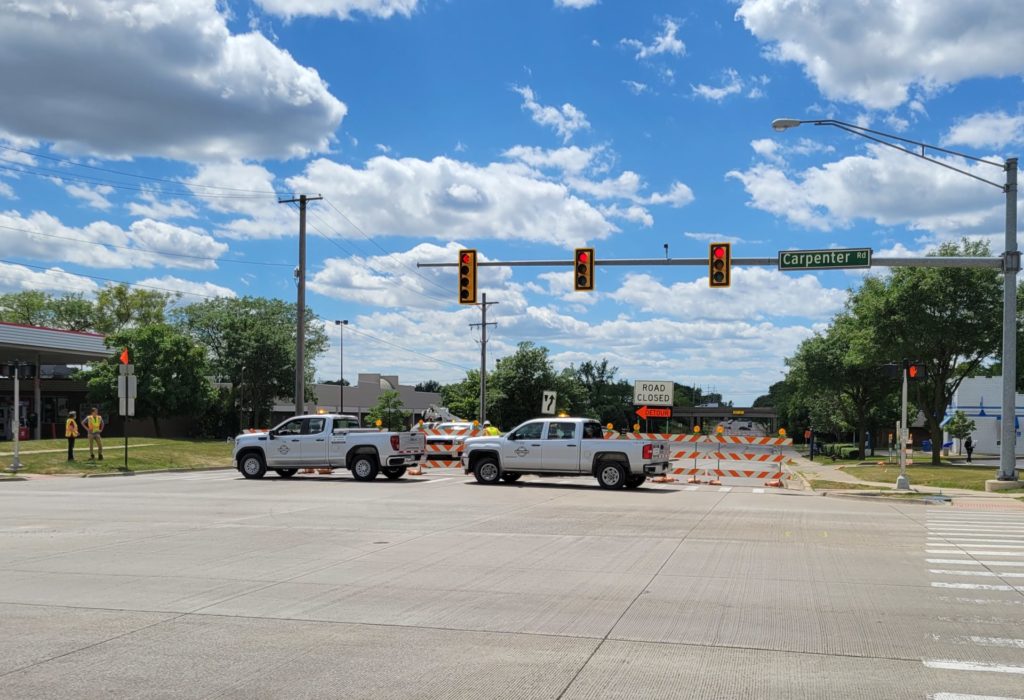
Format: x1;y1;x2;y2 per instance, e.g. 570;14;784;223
713;246;726;259
461;253;471;264
574;247;595;291
577;250;589;263
905;361;927;380
708;242;732;288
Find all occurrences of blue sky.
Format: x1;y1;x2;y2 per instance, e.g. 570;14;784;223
1;0;1022;403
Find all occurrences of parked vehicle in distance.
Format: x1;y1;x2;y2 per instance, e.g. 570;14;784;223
233;414;425;481
461;417;671;489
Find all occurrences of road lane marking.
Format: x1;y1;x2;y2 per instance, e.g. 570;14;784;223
425;477;453;484
923;660;1024;675
929;550;1024;557
753;488;765;493
928;540;1024;547
929;693;1024;700
685;485;699;491
718;486;732;492
930;569;1024;578
931;582;1019;591
928;559;1024;567
940;636;1024;649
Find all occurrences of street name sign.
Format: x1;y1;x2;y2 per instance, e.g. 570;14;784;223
633;380;674;406
778;248;871;271
636;406;671;420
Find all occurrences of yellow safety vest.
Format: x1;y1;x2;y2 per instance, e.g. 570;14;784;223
85;415;102;433
66;418;79;438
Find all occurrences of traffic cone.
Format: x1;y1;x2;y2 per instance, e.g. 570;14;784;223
765;478;783;488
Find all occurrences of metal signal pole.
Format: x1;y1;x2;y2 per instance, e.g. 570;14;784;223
279;194;322;416
469;294;498;425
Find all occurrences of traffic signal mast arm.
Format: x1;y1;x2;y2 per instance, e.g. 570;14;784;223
420;255;1003;269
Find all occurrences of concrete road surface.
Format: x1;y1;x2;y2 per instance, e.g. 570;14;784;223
1;469;1022;699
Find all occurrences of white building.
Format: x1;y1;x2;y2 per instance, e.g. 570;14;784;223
945;377;1024;455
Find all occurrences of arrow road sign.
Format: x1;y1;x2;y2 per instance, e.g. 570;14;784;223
636;406;672;420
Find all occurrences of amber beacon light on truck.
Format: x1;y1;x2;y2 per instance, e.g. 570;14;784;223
709;242;731;288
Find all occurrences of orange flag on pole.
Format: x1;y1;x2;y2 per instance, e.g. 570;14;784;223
119;348;129;365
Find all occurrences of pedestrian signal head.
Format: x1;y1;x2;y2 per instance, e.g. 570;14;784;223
709;243;731;288
458;249;477;305
906;361;926;380
574;247;595;291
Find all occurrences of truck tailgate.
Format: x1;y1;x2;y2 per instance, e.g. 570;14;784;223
398;432;426;452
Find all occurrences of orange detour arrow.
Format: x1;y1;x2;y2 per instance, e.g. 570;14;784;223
635;405;650;420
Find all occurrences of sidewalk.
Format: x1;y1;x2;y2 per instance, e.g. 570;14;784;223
788;454;1024;505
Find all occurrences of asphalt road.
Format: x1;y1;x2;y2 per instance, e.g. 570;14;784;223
1;469;1023;699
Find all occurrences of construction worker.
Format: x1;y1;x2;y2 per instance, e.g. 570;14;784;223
81;407;104;461
65;410;79;461
484;421;500;436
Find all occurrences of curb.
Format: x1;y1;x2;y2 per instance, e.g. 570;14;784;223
822;490;949;505
81;465;232;478
0;476;28;482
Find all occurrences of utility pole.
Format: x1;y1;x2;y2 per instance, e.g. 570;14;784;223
897;361;910;490
469;293;498;425
279;193;322;416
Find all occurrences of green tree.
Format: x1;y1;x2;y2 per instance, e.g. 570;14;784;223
945;410;976;455
94;285;176;334
80;323;212;436
415;379;443;393
49;294;96;331
0;291;53;326
175;296;328;429
440;371;482;422
573;359;633;427
366;389;410;431
489;342;560;429
850;239;1001;464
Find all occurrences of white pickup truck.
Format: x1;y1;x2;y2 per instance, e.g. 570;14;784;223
461;417;670;489
233;414;425;481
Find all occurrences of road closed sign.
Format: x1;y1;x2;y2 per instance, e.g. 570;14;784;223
633;380;674;406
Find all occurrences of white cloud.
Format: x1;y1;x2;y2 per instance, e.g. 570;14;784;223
375;143;392;153
63;183;114;210
0;210;229;270
610;268;848;321
646;182;694;207
555;0;599;8
692;68;744;102
683;232;748;245
736;0;1024;110
134;275;236;299
943;111;1024;149
0;1;346;161
255;0;418;20
187;161;295;240
567;172;694;208
749;137;834;166
503;144;606;175
0;181;14;199
622;80;649;95
127;193;198;220
282;155;617;248
0;262;99;295
598;204;653;227
513;86;590;143
728;142;1009;237
621;18;685;60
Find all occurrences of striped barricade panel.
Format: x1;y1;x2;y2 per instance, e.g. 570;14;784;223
706;435;793;446
420;459;463;469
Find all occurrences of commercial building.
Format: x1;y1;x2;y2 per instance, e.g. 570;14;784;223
0;322;111;441
945;376;1024;455
271;373;443;427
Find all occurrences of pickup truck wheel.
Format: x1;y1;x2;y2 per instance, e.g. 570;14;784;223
624;474;645;489
382;467;406;480
500;473;521;483
239;453;266;479
350;454;379;481
473;458;501;485
276;469;298;479
596;462;626;489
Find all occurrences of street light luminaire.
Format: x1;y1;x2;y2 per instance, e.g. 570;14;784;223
771;118;802;132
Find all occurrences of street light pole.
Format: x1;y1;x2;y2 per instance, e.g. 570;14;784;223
772;118;1019;483
335;320;348;414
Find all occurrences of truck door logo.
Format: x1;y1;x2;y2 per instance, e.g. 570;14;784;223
278;444;290;455
514;447;529;457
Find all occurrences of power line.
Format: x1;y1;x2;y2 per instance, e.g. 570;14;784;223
0;223;292;268
0;144;287;195
320;198;452;297
0;259;221;299
0;160;277;200
344;324;471;371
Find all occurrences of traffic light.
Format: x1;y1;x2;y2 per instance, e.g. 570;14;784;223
574;247;595;291
905;361;927;380
709;242;731;287
458;249;477;305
